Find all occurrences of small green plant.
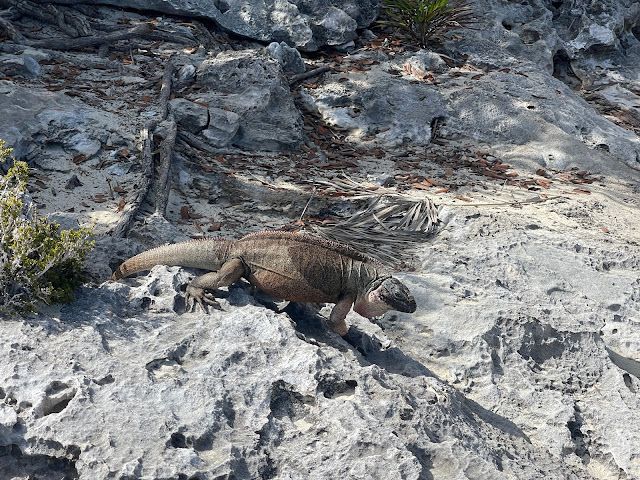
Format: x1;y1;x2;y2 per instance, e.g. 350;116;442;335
378;0;475;47
0;139;94;316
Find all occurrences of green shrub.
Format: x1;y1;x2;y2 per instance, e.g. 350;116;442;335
0;140;94;316
379;0;475;47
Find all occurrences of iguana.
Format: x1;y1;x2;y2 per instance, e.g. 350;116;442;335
111;231;416;335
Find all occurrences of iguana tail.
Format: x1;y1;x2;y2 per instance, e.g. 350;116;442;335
111;238;232;280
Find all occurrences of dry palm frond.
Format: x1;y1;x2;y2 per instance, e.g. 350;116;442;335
309;192;439;267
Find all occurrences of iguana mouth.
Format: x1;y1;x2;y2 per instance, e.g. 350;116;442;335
377;278;417;313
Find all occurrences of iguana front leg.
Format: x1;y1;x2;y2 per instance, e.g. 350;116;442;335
328;296;354;336
185;258;247;311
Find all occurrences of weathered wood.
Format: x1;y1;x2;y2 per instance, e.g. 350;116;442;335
153;60;176;216
288;66;331;86
111;120;156;238
154;119;177;216
29;22;154;50
0;17;26;42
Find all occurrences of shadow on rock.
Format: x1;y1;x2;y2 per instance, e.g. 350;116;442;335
284;301;531;443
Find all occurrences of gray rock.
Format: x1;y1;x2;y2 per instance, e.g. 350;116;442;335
405;50;448;73
385;206;640;479
0;54;41;78
440;67;640;173
266;41;306;74
0;266;591;479
310;50;640;174
451;0;640;87
64;174;83;190
312;59;448;146
175;63;196;86
103;161;136;177
201;107;241;147
0;85;132;167
169;98;209;134
61;0;380;51
195;50;303;151
332;39;356;52
46;212;81;231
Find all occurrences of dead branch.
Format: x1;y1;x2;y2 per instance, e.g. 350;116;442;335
28;22;153;50
441;195;566;207
178;130;220;154
139;28;198;46
3;0;92;37
111;120;156;238
0;17;25;42
155;119;177;216
153;60;176;216
191;20;224;53
288;66;331;86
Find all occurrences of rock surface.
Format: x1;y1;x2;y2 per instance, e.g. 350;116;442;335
168;49;305;151
61;0;379;51
0;1;638;479
194;49;304;151
0;266;602;479
307;0;640;174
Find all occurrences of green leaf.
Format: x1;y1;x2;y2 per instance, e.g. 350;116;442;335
0;140;95;317
378;0;475;47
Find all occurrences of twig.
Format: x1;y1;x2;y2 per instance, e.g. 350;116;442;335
178;130;219;154
289;66;331;86
440;195;565;207
624;162;640;173
111;120;156;237
298;188;316;221
155;118;177;216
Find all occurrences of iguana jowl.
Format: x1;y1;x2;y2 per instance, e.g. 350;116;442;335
111;231;416;335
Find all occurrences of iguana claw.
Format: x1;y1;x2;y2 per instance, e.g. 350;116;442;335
185;285;221;312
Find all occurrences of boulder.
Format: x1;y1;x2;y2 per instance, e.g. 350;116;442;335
168;98;209;134
0;54;41;78
266;41;306;74
0;84;132;167
312;56;447;146
193;49;303;151
453;0;640;87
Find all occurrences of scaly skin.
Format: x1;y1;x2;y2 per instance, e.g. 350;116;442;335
112;231;416;335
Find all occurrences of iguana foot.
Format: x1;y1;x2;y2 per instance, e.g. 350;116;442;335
185;285;221;312
330;321;349;336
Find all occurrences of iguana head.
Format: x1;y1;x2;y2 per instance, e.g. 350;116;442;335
354;277;417;318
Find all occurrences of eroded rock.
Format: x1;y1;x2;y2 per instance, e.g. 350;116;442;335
0;268;592;479
193;49;303;151
0;54;40;78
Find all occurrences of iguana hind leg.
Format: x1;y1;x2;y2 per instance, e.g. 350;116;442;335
185;258;247;312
